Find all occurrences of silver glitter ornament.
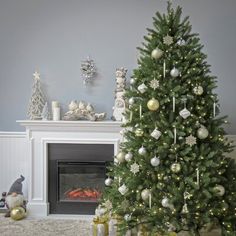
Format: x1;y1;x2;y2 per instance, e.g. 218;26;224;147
128;97;135;105
118;184;128;195
137;83;147;94
193;85;204;95
170;67;179;77
125;152;133;162
105;177;113;186
138;146;147;155
161;197;170;207
150;156;160;167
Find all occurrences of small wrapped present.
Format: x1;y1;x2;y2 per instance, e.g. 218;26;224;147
90;215;109;236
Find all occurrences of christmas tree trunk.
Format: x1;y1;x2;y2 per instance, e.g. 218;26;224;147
101;2;236;235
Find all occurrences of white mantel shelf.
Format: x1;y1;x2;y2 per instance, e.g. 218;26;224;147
17;120;122;133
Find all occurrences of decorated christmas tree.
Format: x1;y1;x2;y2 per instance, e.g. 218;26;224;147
101;2;236;235
27;71;46;120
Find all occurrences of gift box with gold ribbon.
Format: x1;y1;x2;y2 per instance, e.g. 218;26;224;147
90;215;109;236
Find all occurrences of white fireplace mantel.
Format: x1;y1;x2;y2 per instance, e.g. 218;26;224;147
17;120;122;216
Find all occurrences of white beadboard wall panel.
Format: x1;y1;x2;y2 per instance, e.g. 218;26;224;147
0;132;235;202
0;132;28;197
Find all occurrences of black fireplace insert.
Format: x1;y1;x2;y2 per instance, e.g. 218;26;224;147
48;143;114;215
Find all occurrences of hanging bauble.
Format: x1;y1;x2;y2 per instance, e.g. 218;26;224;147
193;85;204;95
177;38;186;46
147;98;159;111
150;128;161;140
161;197;170;208
124;214;132;221
137;83;147;94
138;146;147;155
116;152;126;163
197;126;209;139
151;48;163;59
128;97;135;105
179;108;191;119
135;128;144;137
105;177;113;186
170;67;180;78
170;162;181;173
150;156;160;167
130;78;136;85
141;189;151;201
125;152;133;162
118;184;128;195
10;207;26;221
214;185;225;196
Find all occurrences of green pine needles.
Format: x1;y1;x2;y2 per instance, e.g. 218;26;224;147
101;2;236;235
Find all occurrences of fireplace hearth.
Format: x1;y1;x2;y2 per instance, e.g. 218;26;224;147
48;143;113;215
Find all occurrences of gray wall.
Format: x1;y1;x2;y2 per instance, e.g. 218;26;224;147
0;0;236;133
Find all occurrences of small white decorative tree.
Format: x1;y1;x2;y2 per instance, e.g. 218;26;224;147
27;71;46;120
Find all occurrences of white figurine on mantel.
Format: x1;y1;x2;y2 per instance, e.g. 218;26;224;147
27;71;46;120
41;102;50;120
112;67;127;121
63;100;106;121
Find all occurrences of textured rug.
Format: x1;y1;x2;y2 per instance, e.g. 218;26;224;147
0;214;91;236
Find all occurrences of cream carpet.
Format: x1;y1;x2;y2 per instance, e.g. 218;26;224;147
0;214;223;236
0;214;91;236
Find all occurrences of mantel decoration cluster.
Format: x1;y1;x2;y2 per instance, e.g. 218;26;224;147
63;100;106;121
26;68;107;121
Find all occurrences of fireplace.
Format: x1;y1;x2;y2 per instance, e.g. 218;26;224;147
17;120;121;216
48;143;113;215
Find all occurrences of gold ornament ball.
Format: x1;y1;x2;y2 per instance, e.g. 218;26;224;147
197;126;209;139
10;207;26;221
135;128;144;137
116;152;126;163
147;98;159;111
171;163;181;173
151;48;163;59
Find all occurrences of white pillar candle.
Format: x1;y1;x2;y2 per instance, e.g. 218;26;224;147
53;107;60;121
52;101;59;109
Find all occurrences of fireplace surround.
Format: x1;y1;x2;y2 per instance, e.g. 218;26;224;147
17;120;122;216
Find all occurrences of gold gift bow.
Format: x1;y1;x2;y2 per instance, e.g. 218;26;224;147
93;216;109;236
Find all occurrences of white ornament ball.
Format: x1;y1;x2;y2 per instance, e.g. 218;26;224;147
161;197;170;208
141;189;151;201
151;48;163;59
125;152;133;162
214;185;225;196
170;67;180;77
116;152;126;163
130;78;136;85
124;214;132;221
197;126;209;139
128;97;135;105
138;146;147;155
193;85;204;95
105;177;113;186
150;156;160;167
